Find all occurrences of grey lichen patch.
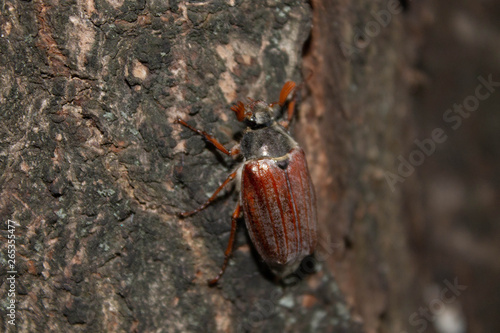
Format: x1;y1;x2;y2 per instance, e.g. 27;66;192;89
278;293;296;308
56;208;67;219
97;188;116;197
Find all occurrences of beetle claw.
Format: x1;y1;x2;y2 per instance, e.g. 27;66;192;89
178;211;191;218
207;277;220;286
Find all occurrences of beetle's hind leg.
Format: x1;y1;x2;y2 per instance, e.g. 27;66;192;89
208;200;241;286
179;170;238;217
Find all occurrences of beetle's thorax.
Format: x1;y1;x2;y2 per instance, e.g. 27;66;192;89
240;122;298;160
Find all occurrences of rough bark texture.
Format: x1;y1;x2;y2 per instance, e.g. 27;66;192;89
0;0;358;332
1;0;497;332
302;1;420;332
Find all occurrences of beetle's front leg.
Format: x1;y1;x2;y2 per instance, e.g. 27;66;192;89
176;118;240;156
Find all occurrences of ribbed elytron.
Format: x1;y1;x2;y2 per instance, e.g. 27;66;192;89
176;81;317;285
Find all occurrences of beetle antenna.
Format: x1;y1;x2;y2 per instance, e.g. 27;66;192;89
230;101;246;122
279;81;296;106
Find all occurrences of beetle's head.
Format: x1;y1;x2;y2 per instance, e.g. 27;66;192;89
230;81;297;129
231;99;276;128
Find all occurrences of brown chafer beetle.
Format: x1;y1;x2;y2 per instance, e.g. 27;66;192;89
176;81;317;285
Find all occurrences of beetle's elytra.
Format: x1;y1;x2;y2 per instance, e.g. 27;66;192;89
176;81;317;285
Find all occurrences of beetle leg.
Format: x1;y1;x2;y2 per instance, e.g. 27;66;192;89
179;170;238;217
278;81;297;129
208;201;241;286
176;118;240;156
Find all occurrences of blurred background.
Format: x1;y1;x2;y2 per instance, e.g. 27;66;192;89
406;1;500;332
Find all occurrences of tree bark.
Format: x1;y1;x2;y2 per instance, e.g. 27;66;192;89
302;1;421;332
0;0;424;332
